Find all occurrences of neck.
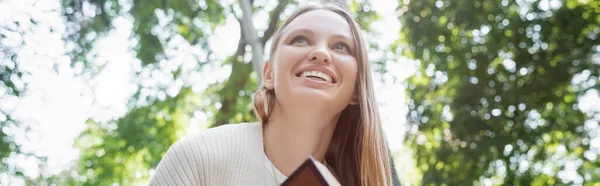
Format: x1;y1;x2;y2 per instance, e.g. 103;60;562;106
263;102;340;176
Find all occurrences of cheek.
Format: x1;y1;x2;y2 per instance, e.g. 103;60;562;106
272;47;307;80
272;63;287;85
271;60;293;87
341;58;359;86
338;59;359;104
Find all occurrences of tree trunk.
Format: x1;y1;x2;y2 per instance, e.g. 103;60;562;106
239;0;263;83
214;1;289;126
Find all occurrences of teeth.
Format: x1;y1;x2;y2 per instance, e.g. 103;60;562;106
302;71;332;83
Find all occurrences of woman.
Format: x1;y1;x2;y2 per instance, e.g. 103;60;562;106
150;4;392;186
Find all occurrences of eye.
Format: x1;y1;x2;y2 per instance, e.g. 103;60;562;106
290;36;309;46
332;42;350;53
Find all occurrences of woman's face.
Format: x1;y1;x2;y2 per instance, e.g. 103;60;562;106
264;9;359;114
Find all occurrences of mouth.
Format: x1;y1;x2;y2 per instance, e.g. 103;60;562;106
295;70;337;83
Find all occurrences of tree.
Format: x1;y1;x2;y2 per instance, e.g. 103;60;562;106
212;0;291;126
75;88;199;185
60;0;231;184
0;2;42;180
0;18;26;179
398;0;600;185
55;0;386;185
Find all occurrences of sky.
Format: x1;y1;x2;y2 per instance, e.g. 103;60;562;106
1;0;599;185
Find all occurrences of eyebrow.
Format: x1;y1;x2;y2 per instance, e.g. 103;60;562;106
285;27;354;44
284;28;315;38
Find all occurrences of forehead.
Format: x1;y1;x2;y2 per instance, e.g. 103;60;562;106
282;9;353;39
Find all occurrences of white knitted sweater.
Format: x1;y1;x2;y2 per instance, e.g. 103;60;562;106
149;122;288;185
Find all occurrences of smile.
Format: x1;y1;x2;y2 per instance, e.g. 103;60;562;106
300;71;333;83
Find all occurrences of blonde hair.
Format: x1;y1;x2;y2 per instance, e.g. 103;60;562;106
252;4;392;186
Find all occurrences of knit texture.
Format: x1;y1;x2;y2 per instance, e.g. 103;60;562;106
149;122;287;185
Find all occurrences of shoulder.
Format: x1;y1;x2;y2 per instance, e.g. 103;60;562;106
194;122;262;138
149;122;263;185
180;122;262;147
171;122;262;157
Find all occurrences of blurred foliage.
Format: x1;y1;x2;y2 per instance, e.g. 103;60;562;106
3;0;598;185
75;87;199;185
0;10;34;179
54;0;383;185
398;0;600;185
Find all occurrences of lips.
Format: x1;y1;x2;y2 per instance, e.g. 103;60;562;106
295;66;338;84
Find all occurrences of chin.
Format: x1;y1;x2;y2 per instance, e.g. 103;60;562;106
294;88;334;100
289;89;347;111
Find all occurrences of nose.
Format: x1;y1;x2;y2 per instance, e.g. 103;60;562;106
308;44;331;64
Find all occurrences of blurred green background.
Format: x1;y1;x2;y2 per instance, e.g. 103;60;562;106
0;0;599;185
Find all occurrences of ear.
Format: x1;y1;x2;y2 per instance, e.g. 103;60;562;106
262;61;274;90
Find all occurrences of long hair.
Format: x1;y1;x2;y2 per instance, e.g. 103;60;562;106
252;4;392;186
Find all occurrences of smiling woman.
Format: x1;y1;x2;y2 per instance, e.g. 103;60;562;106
149;3;393;186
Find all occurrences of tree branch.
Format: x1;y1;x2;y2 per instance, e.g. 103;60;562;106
239;0;263;83
214;23;248;127
235;18;247;56
260;0;290;46
214;1;291;126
